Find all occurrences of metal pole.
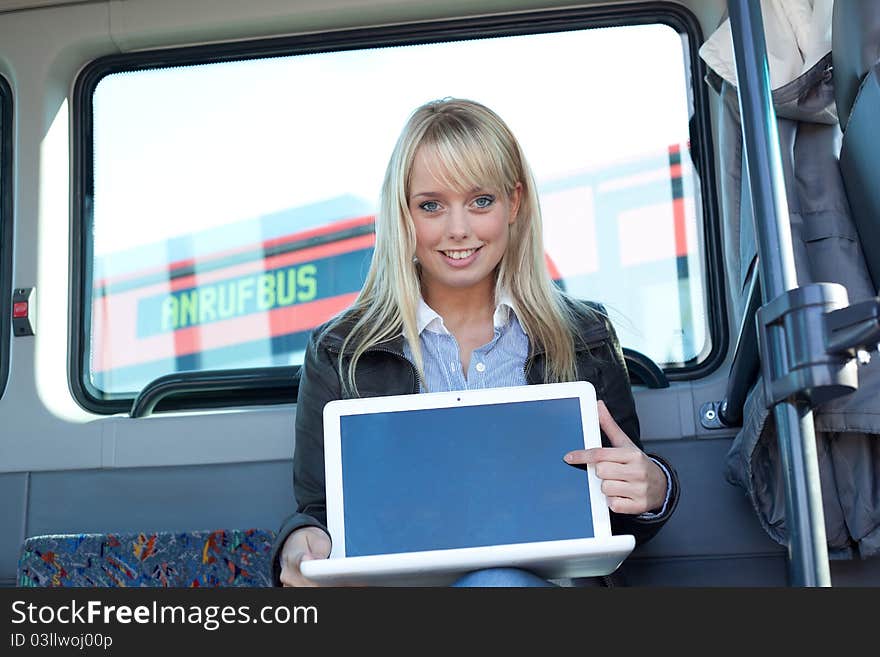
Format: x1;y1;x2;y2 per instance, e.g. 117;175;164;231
726;0;831;586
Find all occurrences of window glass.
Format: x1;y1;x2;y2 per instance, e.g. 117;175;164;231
88;22;710;397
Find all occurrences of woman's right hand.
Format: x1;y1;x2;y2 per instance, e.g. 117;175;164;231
279;526;331;587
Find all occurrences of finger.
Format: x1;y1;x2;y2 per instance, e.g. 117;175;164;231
298;535;331;587
296;551;328;587
601;479;632;498
280;554;318;587
597;400;635;448
601;477;648;500
606;496;643;515
569;447;636;465
563;449;591;468
593;460;634;481
304;529;331;560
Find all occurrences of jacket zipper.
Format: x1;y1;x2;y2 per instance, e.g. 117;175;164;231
368;346;422;393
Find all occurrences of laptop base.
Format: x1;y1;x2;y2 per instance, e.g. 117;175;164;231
301;534;635;586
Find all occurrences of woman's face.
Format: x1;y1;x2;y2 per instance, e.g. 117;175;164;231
408;147;521;301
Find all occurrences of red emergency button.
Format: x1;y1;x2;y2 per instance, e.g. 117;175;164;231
13;301;28;318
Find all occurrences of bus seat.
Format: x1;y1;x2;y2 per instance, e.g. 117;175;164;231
16;529;275;587
834;0;880;291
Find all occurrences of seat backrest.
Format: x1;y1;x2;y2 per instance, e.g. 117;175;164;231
833;1;880;291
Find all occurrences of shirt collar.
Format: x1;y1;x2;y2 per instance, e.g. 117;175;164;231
416;293;518;336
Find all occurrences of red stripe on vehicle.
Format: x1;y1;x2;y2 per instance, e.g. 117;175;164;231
672;197;687;258
669;144;687;258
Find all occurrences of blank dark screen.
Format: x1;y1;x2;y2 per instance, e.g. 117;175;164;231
339;397;594;556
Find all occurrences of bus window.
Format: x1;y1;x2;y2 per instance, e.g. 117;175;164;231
76;8;720;410
0;74;12;401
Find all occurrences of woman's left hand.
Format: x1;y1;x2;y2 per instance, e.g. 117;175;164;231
564;400;668;515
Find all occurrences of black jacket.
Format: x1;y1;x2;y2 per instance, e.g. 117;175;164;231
271;302;680;585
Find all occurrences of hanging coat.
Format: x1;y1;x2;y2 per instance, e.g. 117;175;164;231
700;0;880;559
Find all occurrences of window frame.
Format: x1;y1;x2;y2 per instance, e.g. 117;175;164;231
71;2;726;415
0;74;12;401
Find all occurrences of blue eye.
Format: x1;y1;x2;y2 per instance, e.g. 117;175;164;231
419;200;441;212
473;195;495;209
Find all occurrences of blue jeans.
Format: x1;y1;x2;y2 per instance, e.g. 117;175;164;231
451;568;556;587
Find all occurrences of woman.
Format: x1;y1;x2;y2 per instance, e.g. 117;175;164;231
272;98;679;587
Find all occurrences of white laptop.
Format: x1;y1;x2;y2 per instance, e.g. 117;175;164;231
300;380;635;586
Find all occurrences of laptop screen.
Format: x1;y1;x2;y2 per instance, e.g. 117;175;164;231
339;397;595;557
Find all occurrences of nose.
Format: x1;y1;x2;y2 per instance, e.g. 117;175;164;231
446;205;471;240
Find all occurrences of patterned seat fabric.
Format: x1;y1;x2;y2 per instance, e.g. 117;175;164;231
17;528;275;587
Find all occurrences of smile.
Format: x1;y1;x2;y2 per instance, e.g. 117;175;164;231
441;247;481;260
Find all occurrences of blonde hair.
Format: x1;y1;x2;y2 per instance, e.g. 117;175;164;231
323;98;590;395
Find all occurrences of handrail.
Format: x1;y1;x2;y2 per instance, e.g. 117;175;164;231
728;0;831;586
130;366;298;418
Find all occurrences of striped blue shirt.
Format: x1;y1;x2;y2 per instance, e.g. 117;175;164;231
402;294;527;393
402;295;671;519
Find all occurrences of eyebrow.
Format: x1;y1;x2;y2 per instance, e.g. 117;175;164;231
410;187;488;200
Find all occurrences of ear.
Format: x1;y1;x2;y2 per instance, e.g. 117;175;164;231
509;182;523;225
